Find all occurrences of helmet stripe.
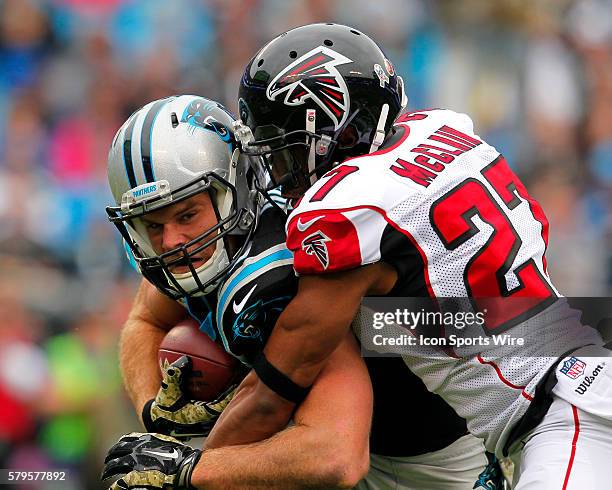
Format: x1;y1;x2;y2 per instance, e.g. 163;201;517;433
139;98;172;183
122;113;138;188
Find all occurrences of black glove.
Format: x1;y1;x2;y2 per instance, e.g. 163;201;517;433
142;355;236;439
102;432;201;489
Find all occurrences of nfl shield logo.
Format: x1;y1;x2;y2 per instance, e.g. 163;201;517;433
560;357;586;379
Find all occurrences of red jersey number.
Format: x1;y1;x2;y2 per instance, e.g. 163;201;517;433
430;156;556;332
309;165;359;202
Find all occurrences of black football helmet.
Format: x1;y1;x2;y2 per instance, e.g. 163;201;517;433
237;23;407;198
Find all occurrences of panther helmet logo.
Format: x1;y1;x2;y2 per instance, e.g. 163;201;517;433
180;98;232;142
301;230;331;269
266;46;352;131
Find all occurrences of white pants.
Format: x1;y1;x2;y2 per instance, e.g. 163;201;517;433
355;433;487;490
512;346;612;489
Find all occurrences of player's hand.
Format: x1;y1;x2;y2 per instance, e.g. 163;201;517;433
101;432;201;489
142;355;236;439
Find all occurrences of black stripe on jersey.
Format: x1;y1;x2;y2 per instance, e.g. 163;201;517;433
122;114;138;188
380;224;430;297
140;98;169;182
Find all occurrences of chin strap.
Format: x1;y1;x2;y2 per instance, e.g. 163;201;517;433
369;103;390;153
305;109;318;186
397;76;408;110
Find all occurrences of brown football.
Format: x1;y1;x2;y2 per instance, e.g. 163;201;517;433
158;317;239;401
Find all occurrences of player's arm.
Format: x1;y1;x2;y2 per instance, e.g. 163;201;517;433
103;332;372;490
119;278;187;418
192;332;372;489
204;262;396;448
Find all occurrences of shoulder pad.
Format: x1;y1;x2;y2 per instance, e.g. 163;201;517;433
216;243;296;364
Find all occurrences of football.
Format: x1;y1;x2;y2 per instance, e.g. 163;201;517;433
158;317;240;401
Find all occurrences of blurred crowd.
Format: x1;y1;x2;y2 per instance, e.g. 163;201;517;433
0;0;610;488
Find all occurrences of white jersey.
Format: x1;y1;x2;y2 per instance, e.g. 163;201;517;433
286;108;602;455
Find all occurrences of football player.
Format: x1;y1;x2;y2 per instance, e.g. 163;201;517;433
102;95;490;489
103;95;370;489
205;23;612;489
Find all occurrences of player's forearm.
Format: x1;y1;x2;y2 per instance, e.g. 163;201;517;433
203;370;296;449
203;371;295;448
193;425;362;489
119;280;187;420
119;318;166;419
262;265;395;388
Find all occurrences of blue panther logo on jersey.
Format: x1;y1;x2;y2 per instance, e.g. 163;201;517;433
232;296;291;342
181;98;233;142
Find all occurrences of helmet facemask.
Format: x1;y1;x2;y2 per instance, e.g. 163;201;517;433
237;102;391;199
239;124;334;199
107;95;260;300
107;169;256;300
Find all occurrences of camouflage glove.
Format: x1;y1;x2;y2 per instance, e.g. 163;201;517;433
142;355;236;439
101;432;201;489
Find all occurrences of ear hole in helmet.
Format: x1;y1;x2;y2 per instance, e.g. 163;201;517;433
289;50;297;59
324;39;333;46
257;59;264;67
171;113;179;128
350;29;361;35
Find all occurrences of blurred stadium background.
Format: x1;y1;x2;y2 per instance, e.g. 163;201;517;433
0;0;610;488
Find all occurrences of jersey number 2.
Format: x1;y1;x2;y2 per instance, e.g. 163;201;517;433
431;156;556;332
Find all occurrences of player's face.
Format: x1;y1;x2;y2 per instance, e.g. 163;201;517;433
142;192;218;273
266;147;311;199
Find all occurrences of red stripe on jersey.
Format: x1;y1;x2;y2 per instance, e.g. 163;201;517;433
476;355;530;393
342;125;411;166
437;125;482;147
396;108;438;123
562;405;580;490
428;134;473;152
287;203;434;297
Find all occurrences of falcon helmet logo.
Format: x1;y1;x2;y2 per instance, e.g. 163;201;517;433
301;230;331;269
266;46;352;131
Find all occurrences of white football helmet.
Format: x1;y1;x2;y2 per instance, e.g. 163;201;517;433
106;95;260;299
